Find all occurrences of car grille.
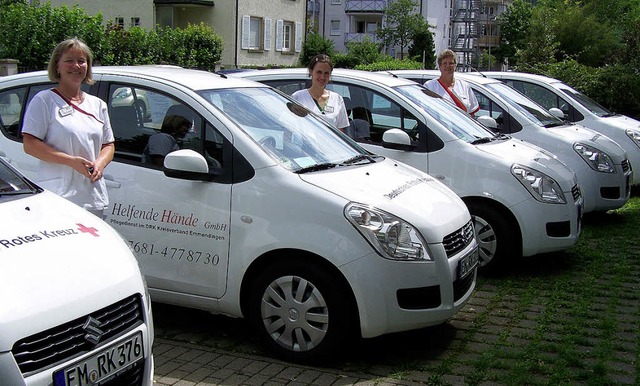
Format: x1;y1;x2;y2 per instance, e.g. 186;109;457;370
622;159;631;173
12;295;144;375
571;184;581;202
443;220;474;257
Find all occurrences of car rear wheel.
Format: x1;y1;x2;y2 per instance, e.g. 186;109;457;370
247;259;354;362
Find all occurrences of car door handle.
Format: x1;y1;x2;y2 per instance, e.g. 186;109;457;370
104;174;121;189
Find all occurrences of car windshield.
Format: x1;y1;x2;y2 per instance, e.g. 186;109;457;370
198;87;376;173
0;159;38;198
395;84;501;143
486;82;565;128
558;85;614;117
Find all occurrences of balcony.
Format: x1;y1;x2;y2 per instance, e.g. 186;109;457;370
345;0;386;14
344;32;383;44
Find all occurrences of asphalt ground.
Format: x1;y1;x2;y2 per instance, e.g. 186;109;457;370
151;210;640;386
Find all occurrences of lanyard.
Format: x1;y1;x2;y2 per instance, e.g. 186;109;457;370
438;79;468;113
51;88;104;125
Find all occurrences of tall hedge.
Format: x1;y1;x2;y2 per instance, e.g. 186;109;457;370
0;3;223;72
0;3;103;70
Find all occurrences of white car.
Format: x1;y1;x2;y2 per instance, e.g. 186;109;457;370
470;71;640;185
0;157;154;386
385;70;632;214
0;66;477;362
230;68;583;270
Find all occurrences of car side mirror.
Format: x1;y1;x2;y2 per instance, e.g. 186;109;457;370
163;149;212;181
549;107;566;119
477;115;498;130
382;128;416;151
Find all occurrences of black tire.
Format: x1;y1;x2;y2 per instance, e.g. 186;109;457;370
246;259;355;363
466;202;519;271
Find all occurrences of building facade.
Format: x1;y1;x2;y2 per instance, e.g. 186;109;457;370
45;0;306;69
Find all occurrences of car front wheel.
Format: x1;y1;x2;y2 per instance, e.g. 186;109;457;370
247;259;354;362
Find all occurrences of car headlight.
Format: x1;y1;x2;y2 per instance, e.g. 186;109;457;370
511;164;567;204
625;129;640;149
345;203;431;261
573;143;616;173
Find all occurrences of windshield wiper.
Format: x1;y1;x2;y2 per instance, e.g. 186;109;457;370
295;162;339;174
471;137;494;145
340;154;377;165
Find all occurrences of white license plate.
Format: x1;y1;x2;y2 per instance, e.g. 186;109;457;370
53;331;144;386
458;247;479;279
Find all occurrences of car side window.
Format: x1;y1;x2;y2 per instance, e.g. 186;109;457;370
473;90;508;132
107;84;209;166
0;87;26;140
507;80;567;114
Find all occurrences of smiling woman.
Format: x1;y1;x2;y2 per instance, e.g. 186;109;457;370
21;37;115;217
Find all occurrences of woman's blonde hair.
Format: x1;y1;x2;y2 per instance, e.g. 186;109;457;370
437;49;457;67
47;37;95;85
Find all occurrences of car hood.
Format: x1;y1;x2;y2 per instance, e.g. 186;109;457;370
476;138;576;185
547;123;627;161
605;114;640;131
0;191;142;350
299;157;470;242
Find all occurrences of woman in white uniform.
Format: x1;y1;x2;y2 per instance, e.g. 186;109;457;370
22;38;114;217
292;54;350;133
425;49;480;116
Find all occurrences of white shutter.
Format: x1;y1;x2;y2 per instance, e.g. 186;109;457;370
241;15;250;49
295;22;302;53
276;20;284;52
264;18;272;51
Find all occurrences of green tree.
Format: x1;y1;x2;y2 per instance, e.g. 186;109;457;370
376;0;424;60
514;5;558;69
495;0;533;67
299;32;334;66
552;4;622;67
407;19;435;69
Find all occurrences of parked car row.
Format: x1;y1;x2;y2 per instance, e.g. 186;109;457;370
1;64;635;366
0;66;478;364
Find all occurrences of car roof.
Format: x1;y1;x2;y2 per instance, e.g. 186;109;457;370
0;65;266;91
232;67;419;88
476;71;562;85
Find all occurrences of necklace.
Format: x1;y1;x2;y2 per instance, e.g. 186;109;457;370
56;88;84;104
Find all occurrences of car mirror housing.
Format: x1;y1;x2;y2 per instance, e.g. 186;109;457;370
163;149;212;181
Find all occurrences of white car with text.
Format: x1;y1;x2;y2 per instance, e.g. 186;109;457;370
231;68;583;271
384;70;632;213
0;157;154;386
0;66;477;362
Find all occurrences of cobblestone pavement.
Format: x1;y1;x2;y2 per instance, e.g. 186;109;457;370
151;263;639;385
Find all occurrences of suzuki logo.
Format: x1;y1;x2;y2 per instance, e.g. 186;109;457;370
82;317;104;346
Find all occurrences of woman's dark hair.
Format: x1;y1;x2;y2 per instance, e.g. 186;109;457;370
307;54;333;75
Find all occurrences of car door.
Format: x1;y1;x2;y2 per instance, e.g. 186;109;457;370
97;78;232;299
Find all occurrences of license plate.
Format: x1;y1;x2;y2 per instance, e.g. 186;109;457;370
53;331;144;386
458;247;479;280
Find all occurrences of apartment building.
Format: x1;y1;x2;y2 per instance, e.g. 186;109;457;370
310;0;509;70
45;0;305;69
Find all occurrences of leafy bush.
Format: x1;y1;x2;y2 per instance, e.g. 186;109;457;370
299;32;334;66
0;3;103;70
356;59;423;71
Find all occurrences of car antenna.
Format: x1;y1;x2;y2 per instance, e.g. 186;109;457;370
469;67;487;78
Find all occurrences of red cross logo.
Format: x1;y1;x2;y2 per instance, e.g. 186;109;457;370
77;223;100;237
